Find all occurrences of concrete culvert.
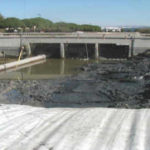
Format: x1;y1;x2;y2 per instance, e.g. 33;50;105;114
138;49;150;57
65;43;95;59
100;44;129;58
31;43;61;58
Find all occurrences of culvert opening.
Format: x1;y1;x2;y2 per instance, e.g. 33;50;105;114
65;43;95;59
31;43;61;58
99;44;129;58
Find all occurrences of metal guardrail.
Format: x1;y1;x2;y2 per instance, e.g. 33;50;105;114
0;36;150;40
0;32;142;37
0;32;75;36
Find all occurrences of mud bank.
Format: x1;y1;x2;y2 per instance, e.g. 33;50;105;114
0;51;150;108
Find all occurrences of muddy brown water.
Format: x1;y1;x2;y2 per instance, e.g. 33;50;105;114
0;59;99;80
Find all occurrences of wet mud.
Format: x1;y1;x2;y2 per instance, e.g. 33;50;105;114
0;51;150;109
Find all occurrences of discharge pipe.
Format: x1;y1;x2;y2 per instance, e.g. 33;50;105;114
0;55;46;72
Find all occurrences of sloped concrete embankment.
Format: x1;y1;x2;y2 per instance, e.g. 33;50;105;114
0;104;149;150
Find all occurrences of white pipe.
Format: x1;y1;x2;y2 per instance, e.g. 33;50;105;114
0;55;46;72
0;59;46;75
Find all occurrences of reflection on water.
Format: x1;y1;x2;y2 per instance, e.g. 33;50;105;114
0;59;98;80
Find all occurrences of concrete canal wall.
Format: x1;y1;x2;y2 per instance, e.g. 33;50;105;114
0;32;150;58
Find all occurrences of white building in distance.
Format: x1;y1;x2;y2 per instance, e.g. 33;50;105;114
102;27;122;32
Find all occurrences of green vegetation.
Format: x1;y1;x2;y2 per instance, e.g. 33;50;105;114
135;28;150;33
0;18;25;28
0;14;4;21
22;17;53;30
0;14;4;28
0;14;101;32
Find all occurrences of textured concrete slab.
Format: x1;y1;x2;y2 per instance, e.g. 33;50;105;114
0;104;149;150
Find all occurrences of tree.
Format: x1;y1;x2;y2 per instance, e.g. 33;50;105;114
136;28;150;33
0;14;4;28
78;24;101;32
0;14;4;21
22;17;53;31
0;15;102;32
2;17;25;28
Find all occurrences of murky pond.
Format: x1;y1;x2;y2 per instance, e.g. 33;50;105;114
0;59;98;80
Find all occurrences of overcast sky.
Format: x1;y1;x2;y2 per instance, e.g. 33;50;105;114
0;0;150;26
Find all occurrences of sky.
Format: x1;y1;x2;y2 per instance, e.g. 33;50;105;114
0;0;150;27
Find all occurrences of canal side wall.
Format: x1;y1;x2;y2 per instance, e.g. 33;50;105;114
0;33;150;58
0;37;20;56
